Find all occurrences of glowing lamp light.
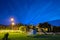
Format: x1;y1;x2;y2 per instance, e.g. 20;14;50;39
11;18;14;21
12;22;15;25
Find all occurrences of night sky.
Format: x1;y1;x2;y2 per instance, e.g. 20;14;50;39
0;0;60;26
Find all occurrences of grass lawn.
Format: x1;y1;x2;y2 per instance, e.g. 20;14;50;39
0;32;60;40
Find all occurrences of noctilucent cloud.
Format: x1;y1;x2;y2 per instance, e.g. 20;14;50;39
0;0;60;26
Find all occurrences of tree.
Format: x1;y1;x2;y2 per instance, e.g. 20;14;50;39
42;22;51;32
37;23;42;28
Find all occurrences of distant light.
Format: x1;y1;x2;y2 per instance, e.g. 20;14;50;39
11;18;14;21
12;22;15;25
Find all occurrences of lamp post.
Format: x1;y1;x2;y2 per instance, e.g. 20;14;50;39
10;18;15;29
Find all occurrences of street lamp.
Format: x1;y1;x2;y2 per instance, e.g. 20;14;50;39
10;18;15;30
11;18;14;22
12;22;15;26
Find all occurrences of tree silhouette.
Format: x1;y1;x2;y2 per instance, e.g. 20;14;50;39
42;22;51;32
